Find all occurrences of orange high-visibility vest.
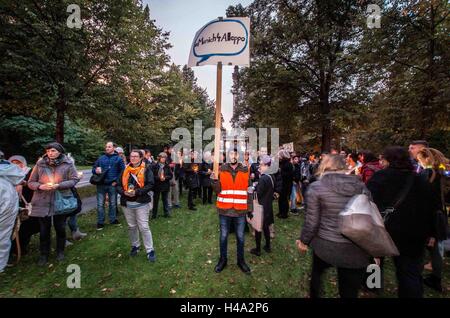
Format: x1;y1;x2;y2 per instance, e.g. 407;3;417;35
216;168;249;211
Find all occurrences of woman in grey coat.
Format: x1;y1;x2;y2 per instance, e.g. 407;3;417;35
28;143;79;265
296;154;371;298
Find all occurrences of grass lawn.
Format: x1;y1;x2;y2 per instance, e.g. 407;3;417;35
1;195;449;298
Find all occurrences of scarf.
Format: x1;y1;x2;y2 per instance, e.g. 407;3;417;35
44;154;64;167
122;161;146;192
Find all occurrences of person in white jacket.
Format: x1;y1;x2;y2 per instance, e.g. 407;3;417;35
0;151;25;273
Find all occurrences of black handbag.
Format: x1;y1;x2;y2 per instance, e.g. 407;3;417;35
89;169;109;185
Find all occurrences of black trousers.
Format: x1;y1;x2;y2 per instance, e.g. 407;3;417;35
278;192;290;217
310;252;365;298
255;220;271;251
153;191;169;217
188;187;198;208
178;177;184;197
39;215;67;256
202;186;213;204
393;254;424;298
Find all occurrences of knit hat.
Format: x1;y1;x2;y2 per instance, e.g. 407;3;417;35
260;154;272;166
8;155;28;167
158;152;167;158
45;142;65;154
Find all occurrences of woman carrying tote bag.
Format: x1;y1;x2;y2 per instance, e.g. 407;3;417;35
28;142;79;266
249;155;275;256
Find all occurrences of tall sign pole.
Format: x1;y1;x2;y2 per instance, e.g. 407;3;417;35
213;61;223;177
188;16;250;178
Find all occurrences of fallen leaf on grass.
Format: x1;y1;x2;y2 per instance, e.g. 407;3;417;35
170;289;176;294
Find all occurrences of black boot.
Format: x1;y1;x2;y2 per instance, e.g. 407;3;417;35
37;255;48;266
424;275;442;293
237;260;251;274
250;248;261;256
214;258;227;273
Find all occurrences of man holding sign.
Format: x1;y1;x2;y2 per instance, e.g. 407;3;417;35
188;16;251;274
211;149;251;274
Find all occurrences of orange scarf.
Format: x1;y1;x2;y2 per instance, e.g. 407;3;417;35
122;161;146;192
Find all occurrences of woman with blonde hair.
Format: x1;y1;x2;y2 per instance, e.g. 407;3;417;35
417;148;449;292
297;154;370;298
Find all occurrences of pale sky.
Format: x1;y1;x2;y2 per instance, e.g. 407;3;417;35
146;0;253;129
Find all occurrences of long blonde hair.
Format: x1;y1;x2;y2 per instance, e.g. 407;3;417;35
316;154;348;176
417;148;449;182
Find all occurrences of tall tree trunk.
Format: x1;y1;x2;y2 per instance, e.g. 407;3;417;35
55;100;65;144
319;70;331;153
420;3;436;139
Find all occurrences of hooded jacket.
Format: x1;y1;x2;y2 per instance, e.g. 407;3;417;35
0;161;25;272
28;155;79;217
300;172;367;244
0;161;25;217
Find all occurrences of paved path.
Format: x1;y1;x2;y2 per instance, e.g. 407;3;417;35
76;169;92;188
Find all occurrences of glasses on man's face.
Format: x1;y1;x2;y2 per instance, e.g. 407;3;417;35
130;155;140;158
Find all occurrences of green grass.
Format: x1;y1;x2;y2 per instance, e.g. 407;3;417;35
1;195;449;298
76;185;97;200
76;166;93;171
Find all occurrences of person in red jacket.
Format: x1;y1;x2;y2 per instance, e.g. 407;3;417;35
358;151;383;184
211;149;251;274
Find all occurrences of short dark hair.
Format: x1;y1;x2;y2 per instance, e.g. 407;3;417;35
348;153;358;163
358;150;378;163
144;149;151;155
410;140;429;147
382;146;413;171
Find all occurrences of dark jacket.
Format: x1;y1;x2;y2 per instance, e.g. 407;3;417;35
199;161;213;187
92;152;125;185
116;163;155;207
421;168;448;240
211;163;251;217
250;162;260;182
183;162;200;188
152;162;173;192
278;159;294;196
367;168;435;258
256;173;275;226
28;155;79;217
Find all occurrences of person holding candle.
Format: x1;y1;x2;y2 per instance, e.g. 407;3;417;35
199;151;214;205
183;150;201;211
27;142;79;265
151;152;173;219
116;150;156;262
92;141;125;230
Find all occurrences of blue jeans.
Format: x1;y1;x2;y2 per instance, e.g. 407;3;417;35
219;215;246;261
67;215;78;232
96;185;117;224
290;183;298;210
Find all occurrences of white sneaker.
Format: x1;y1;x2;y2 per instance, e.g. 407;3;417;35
65;240;73;247
72;229;87;241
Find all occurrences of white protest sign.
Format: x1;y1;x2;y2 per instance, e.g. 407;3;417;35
188;17;250;67
282;142;294;152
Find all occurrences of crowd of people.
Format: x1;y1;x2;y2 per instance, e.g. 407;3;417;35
0;139;449;299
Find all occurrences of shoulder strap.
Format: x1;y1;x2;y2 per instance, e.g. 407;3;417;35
392;174;415;209
268;174;275;189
